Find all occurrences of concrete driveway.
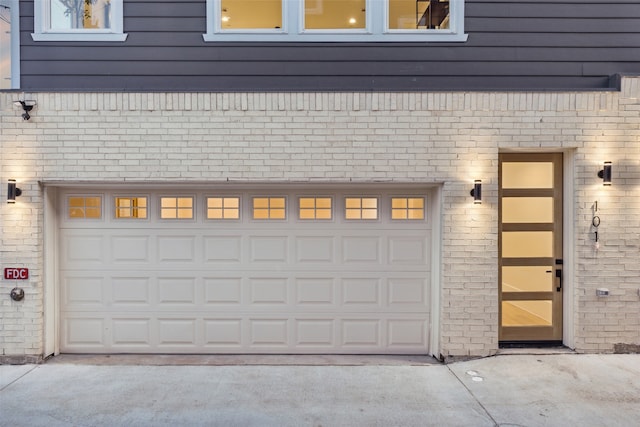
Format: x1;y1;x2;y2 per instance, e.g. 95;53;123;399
1;353;639;427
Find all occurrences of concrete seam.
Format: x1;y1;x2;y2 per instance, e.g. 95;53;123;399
0;365;39;392
446;365;499;427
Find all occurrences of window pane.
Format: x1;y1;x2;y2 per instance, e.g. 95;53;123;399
221;0;282;29
503;266;553;292
253;197;286;219
68;196;102;219
502;301;552;327
299;197;332;220
502;197;554;223
115;197;148;219
50;0;112;30
502;162;554;189
502;231;553;258
305;0;366;30
161;197;193;219
208;197;240;219
345;197;377;220
389;0;450;30
392;197;424;220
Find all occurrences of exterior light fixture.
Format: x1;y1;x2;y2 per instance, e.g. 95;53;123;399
7;179;22;203
470;180;482;204
13;100;36;120
597;161;612;186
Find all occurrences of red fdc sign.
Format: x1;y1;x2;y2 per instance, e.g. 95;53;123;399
4;268;29;280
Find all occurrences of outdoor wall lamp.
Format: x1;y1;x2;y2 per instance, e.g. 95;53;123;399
597;161;612;186
13;100;36;120
7;179;22;203
470;180;482;204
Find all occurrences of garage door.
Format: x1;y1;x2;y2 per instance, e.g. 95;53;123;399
59;187;432;354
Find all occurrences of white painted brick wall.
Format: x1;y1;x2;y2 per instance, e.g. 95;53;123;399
1;77;639;359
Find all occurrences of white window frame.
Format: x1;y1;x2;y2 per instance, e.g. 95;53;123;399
32;0;127;42
0;0;20;88
204;0;466;42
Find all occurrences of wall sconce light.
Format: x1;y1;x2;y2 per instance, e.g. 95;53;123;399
470;180;482;204
597;161;612;186
13;100;36;120
7;179;22;204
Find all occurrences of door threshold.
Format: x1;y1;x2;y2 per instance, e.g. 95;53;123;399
499;341;563;348
497;341;573;356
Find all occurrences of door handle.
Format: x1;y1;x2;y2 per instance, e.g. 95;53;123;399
555;269;562;292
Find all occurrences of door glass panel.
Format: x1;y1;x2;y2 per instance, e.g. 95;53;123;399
220;0;282;30
502;197;553;223
502;266;553;292
345;197;378;220
502;162;553;189
305;0;366;30
299;197;332;220
502;301;552;326
115;197;148;219
253;197;286;219
68;196;102;219
391;197;425;220
502;231;553;258
160;197;193;219
207;197;240;219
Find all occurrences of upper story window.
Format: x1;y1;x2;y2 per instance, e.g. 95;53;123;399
204;0;466;42
32;0;127;42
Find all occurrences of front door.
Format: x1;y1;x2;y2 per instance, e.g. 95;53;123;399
499;153;563;343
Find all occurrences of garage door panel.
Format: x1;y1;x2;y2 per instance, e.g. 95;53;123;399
342;278;381;306
295;278;335;305
158;277;197;305
388;236;428;265
203;235;242;262
112;236;150;263
388;278;430;307
342;236;380;263
249;236;288;262
63;317;106;348
112;277;151;305
204;277;242;304
62;276;104;306
204;319;243;346
157;235;196;263
158;318;197;346
59;188;432;354
295;236;335;263
249;319;289;347
112;319;151;346
388;320;428;348
63;234;105;264
342;320;381;347
249;278;289;304
295;319;335;347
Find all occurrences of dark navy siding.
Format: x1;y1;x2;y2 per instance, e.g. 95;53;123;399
18;0;640;91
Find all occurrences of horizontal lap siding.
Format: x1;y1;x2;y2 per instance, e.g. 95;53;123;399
18;0;640;91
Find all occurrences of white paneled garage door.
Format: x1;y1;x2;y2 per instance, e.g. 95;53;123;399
58;187;432;354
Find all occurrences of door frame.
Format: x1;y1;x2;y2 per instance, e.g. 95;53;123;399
497;150;575;349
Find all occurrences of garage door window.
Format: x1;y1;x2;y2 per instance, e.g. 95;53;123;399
68;196;101;219
207;197;240;220
253;197;286;219
299;197;332;220
345;197;378;220
391;197;425;220
160;197;194;219
115;197;148;219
